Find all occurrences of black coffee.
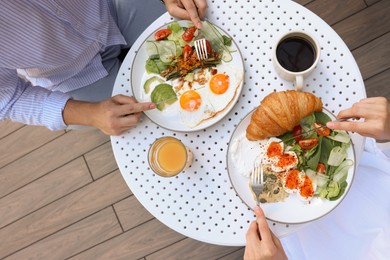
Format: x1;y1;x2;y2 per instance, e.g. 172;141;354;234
276;37;315;72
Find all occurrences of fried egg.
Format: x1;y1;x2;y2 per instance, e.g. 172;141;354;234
206;64;243;112
149;63;243;128
178;88;215;128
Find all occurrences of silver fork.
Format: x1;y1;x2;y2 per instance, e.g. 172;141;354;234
194;38;208;60
249;159;264;206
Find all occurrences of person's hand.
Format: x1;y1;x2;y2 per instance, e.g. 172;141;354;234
163;0;208;29
63;95;155;136
326;97;390;141
92;95;155;135
244;206;287;260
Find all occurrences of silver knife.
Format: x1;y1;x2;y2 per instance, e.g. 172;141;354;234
279;117;355;143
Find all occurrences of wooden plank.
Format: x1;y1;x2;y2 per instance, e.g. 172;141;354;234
0;170;131;258
5;207;122;260
365;0;381;6
353;32;390;80
0;125;64;168
146;238;242;260
0;157;92;229
333;0;390;50
218;248;245;260
113;196;154;231
0;128;108;198
69;219;185;260
293;0;314;6
364;68;390;100
306;0;366;25
0;120;24;139
84;141;118;180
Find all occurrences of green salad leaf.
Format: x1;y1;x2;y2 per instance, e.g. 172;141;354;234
314;111;332;124
281;111;354;201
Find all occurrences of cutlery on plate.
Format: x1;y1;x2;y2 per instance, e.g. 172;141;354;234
194;38;208;60
249;159;264;206
279;117;356;143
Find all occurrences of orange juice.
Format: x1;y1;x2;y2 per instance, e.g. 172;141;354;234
148;137;192;177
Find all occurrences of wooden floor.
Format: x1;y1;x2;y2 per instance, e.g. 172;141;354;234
1;0;389;259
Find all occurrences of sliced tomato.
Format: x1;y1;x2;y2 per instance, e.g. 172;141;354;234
183;44;193;60
316;162;326;174
292;125;303;141
182;26;196;42
154;29;172;41
205;40;212;54
313;122;331;136
298;138;318;150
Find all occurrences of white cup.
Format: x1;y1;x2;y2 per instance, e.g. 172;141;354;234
273;30;320;91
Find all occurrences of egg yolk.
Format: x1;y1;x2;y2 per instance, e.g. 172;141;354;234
209;74;230;94
180;90;202;112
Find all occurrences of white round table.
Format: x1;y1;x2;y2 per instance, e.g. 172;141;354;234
111;0;366;246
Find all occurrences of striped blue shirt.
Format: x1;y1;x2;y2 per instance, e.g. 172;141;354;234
0;0;126;130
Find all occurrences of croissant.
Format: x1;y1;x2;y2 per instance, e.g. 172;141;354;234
246;90;323;140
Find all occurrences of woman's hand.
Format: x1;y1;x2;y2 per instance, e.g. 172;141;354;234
63;95;155;136
326;97;390;141
163;0;208;29
244;206;287;260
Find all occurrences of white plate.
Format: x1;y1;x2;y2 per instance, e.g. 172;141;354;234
227;108;356;224
131;20;244;132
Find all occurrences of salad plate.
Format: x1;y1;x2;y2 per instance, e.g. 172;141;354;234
227;108;356;224
131;20;244;132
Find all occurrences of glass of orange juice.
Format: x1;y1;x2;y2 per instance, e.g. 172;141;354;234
148;136;193;177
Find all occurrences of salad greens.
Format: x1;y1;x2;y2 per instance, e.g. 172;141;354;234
277;111;354;201
199;20;233;62
145;21;234;78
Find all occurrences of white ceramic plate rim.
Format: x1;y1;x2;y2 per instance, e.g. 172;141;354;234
226;107;356;224
131;20;245;132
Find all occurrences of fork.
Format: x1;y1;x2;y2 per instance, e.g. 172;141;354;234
249;159;264;206
194;38;208;60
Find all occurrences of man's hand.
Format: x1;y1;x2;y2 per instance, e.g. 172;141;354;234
63;94;155;136
326;97;390;141
163;0;208;29
244;206;287;260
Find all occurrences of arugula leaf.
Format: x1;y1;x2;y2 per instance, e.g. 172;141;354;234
277;131;295;146
314;111;332;124
301;113;316;128
306;136;323;170
320;137;340;169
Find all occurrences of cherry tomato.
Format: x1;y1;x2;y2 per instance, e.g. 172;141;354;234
316;162;326;174
313;122;331;136
205;40;212;54
292;125;303;141
182;26;196;42
298;138;318;150
183;44;193;60
154;29;172;41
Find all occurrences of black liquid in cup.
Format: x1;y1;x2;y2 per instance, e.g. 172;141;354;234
276;37;316;72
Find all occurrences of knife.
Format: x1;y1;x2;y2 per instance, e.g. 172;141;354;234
279;117;355;143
